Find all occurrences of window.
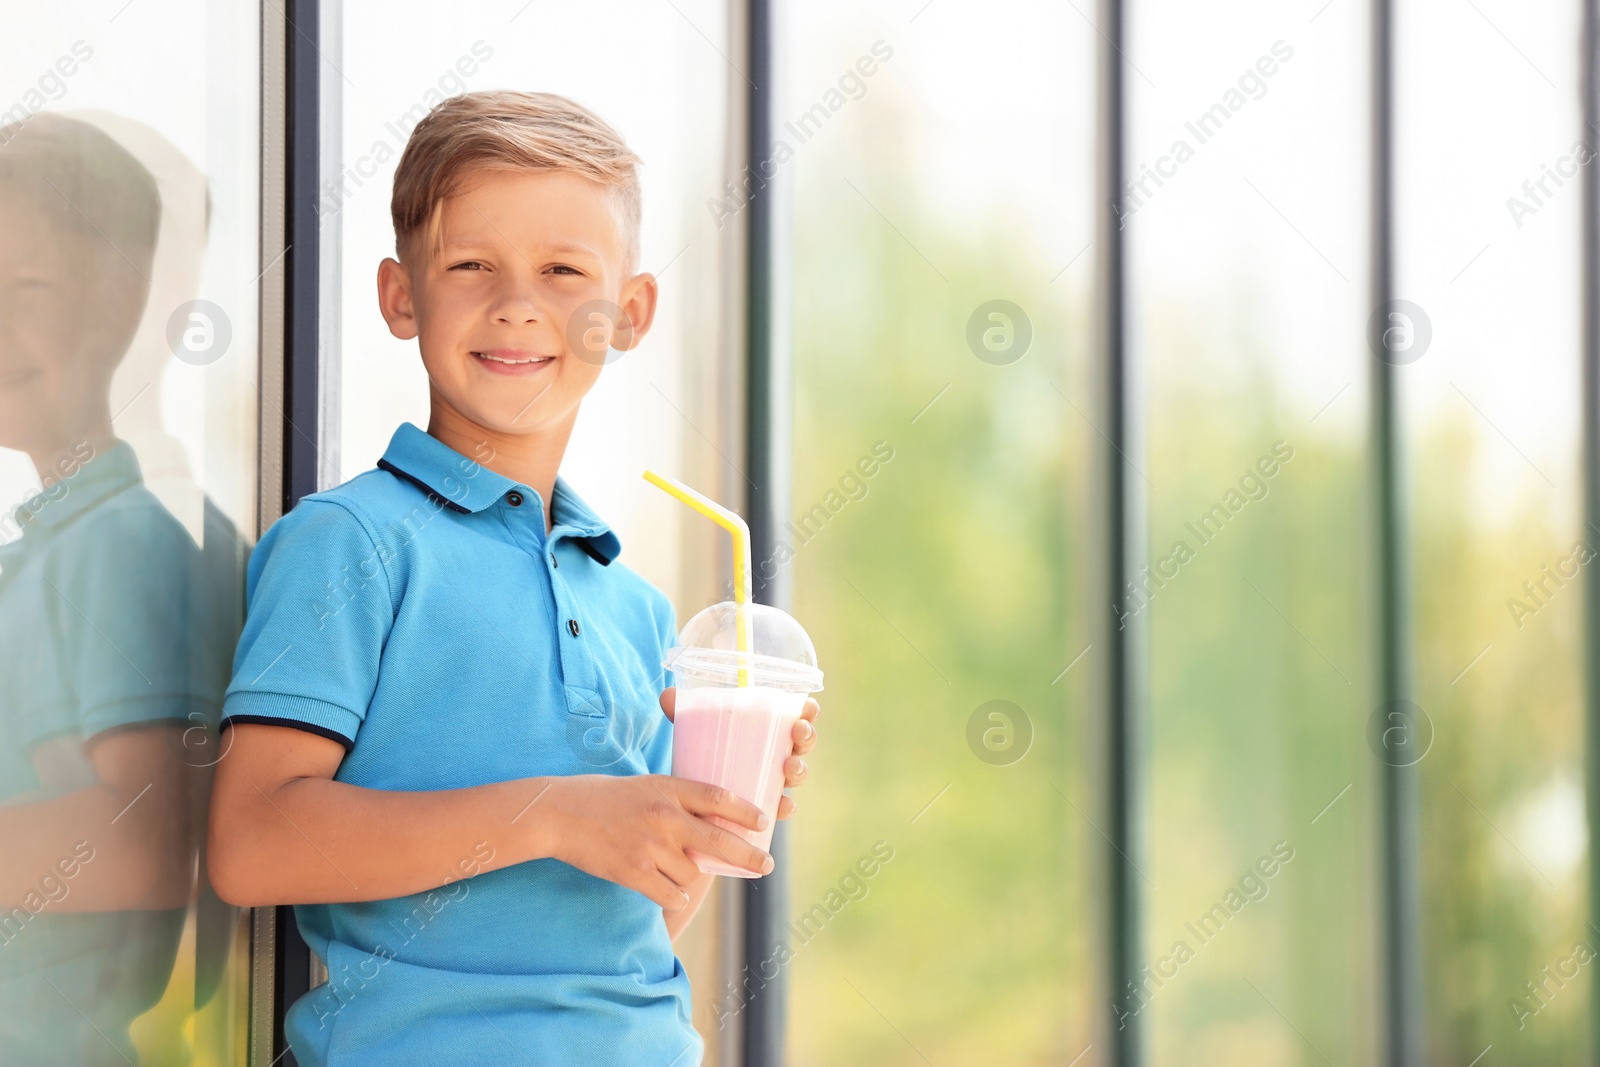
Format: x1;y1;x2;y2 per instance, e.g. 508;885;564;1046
1400;2;1585;1060
787;2;1096;1062
0;2;262;1063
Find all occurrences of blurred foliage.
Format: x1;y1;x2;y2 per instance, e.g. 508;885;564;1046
782;99;1587;1067
783;111;1092;1067
1413;420;1588;1067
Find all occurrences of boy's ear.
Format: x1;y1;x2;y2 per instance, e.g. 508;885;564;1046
609;271;659;353
377;257;419;341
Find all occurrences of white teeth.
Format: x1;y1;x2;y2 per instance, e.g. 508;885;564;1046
476;352;551;365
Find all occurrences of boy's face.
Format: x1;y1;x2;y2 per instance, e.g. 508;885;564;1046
377;167;655;442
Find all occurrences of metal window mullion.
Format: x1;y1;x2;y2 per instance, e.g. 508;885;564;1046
316;0;343;492
740;0;790;1064
251;0;289;1061
1581;1;1600;1063
285;0;322;516
1370;0;1425;1062
1093;0;1147;1064
274;0;324;1061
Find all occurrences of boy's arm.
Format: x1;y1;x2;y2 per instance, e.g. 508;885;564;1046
207;722;774;909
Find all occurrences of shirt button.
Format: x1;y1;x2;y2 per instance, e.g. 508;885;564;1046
506;491;523;507
568;618;581;637
550;552;558;568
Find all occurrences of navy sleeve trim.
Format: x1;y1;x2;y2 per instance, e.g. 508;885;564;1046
220;714;355;753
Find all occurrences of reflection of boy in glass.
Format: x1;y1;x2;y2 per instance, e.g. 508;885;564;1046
0;113;231;1066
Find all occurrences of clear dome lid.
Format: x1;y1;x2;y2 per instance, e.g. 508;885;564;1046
663;601;824;692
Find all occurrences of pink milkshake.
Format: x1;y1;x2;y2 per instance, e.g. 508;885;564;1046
663;601;824;878
671;685;808;876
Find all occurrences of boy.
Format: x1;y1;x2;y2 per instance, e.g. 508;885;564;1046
207;91;820;1066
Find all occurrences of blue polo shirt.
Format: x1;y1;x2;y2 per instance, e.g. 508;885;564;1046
221;422;701;1067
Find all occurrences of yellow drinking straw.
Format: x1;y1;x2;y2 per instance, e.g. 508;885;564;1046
642;470;753;685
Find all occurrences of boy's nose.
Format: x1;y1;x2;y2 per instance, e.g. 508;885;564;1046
490;286;543;325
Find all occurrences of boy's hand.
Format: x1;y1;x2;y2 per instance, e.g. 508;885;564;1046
659;689;821;820
543;773;773;909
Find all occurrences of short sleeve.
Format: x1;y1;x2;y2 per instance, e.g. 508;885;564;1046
222;499;394;750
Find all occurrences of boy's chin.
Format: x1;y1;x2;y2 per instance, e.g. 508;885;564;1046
441;393;574;439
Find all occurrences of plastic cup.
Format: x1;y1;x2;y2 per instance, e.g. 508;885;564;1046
663;601;824;878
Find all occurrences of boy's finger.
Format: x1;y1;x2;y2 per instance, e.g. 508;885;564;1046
658;849;703;894
684;780;768;832
642;867;691;910
689;819;773;875
658;687;677;723
790;717;816;754
799;697;820;722
776;794;796;820
783;756;807;787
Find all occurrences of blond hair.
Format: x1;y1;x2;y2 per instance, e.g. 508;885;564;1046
390;90;641;268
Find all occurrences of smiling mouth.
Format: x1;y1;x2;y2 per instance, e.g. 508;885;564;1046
473;351;555;366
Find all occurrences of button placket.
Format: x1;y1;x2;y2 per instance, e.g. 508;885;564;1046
498;487;551;565
547;534;571;638
548;542;603;719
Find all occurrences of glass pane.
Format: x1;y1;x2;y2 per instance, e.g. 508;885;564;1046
1131;2;1377;1063
0;3;260;1064
332;0;739;1054
1398;0;1587;1061
787;2;1096;1063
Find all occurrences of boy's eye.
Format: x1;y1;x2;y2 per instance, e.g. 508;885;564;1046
547;265;582;276
450;261;485;271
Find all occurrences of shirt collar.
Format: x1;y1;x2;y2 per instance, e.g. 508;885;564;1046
376;422;622;564
12;440;142;533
